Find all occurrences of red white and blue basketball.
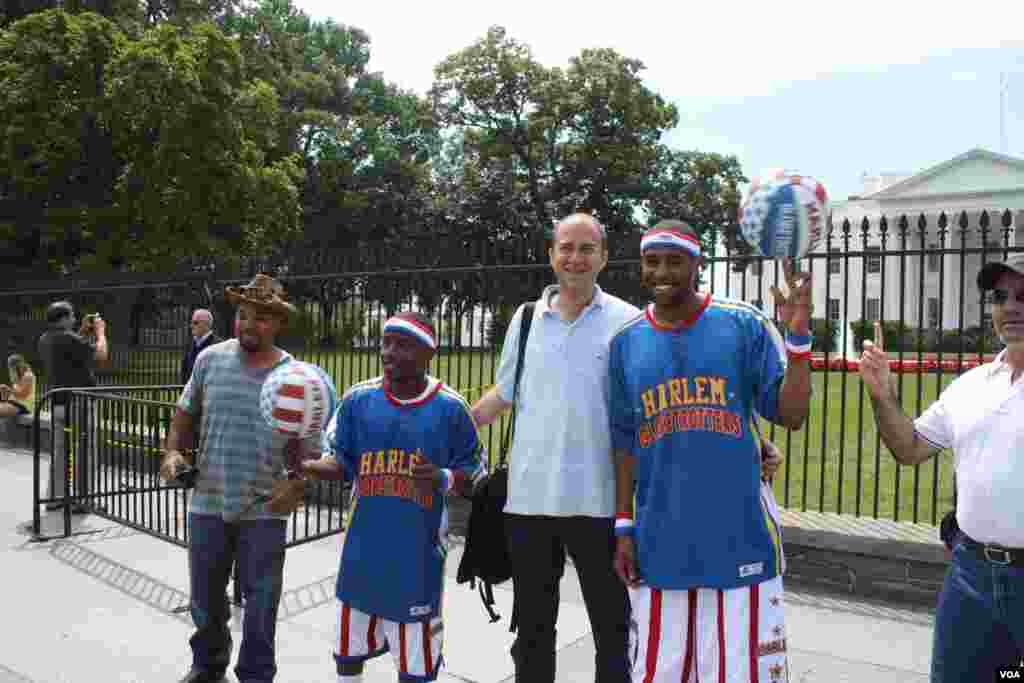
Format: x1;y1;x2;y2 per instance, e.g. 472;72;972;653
260;361;338;440
739;170;829;259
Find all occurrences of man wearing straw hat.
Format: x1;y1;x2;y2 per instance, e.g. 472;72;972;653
160;274;304;683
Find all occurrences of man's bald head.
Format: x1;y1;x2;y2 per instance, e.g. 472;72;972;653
191;309;214;339
553;213;607;250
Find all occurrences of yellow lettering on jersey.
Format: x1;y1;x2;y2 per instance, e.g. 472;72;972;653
657;383;669;413
641;389;657;419
694;377;708;404
681;378;695;405
668;379;684;407
359;452;373;476
394;452;406;477
709;377;727;407
374;451;387;475
387;449;401;475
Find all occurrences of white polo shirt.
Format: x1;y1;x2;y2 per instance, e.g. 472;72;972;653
495;284;640;517
914;350;1024;547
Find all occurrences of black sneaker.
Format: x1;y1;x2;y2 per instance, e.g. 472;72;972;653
178;668;227;683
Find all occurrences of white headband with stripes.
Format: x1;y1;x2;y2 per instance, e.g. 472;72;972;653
383;316;436;350
640;229;701;257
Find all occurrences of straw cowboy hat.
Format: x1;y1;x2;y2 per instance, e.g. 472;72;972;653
224;274;297;318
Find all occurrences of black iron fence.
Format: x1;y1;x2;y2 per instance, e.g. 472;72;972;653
7;210;1023;526
31;387;350;546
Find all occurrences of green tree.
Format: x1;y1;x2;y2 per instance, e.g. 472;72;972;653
0;10;124;272
106;21;303;269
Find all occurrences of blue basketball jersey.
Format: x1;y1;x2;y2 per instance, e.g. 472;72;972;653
609;295;788;590
325;376;485;623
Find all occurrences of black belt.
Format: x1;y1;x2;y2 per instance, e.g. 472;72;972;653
959;533;1024;567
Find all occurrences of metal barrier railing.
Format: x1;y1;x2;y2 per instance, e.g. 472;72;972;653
30;386;350;550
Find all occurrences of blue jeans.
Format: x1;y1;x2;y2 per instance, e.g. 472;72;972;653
188;514;287;683
931;536;1024;682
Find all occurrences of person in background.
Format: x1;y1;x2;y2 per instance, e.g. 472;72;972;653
37;301;109;513
181;308;220;385
0;354;35;418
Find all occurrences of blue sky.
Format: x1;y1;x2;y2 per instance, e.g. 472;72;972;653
296;0;1024;201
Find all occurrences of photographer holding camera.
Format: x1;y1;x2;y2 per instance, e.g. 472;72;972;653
37;301;109;513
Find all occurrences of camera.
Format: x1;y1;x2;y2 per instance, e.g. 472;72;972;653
173;462;199;489
80;313;101;337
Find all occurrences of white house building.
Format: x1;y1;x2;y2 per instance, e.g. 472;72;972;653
712;148;1024;354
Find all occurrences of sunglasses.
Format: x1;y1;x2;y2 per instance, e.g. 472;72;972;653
990;289;1024;305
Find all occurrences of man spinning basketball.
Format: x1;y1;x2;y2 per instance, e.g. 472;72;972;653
610;220;813;682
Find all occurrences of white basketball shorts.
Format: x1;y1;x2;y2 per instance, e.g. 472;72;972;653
629;576;788;683
334;600;443;681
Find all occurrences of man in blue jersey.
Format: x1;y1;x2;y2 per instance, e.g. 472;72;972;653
610;220;812;683
302;311;486;682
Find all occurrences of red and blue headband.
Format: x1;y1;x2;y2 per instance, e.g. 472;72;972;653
640;228;701;257
383;316;436;350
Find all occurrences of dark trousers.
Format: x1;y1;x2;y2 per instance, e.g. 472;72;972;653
188;514;287;683
505;514;631;683
931;536;1024;682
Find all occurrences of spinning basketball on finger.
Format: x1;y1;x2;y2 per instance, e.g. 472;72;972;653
611;208;816;682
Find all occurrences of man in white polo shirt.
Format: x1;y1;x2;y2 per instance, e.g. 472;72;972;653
859;252;1024;682
472;213;639;682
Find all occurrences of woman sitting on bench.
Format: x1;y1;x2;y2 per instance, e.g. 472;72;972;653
0;354;35;418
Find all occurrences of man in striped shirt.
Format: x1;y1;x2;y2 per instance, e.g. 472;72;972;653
160;274;304;683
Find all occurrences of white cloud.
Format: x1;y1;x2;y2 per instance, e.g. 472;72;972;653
297;0;1024;98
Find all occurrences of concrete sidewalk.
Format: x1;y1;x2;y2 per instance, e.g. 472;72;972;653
1;446;934;682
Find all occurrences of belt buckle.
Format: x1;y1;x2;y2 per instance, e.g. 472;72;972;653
983;545;1013;565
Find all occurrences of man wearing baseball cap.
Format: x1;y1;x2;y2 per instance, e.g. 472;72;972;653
859;252;1024;681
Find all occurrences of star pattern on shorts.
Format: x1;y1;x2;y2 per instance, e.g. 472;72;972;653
769;596;781;608
772;625;784;638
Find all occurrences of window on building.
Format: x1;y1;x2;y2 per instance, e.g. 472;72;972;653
827;298;841;323
865;246;881;274
866;298;881;322
927;297;940;330
927;243;940;273
982;312;993;331
828;248;841;275
750;259;762;276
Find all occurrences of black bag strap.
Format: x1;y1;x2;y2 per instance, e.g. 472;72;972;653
498;302;534;467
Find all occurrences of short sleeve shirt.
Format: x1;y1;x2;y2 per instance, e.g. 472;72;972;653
495;285;640;517
37;329;96;402
914;350;1024;547
177;339;294;521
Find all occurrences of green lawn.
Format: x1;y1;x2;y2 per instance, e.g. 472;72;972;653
758;371;955;526
110;347;957;526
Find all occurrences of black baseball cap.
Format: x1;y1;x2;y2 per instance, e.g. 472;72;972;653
977;253;1024;291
